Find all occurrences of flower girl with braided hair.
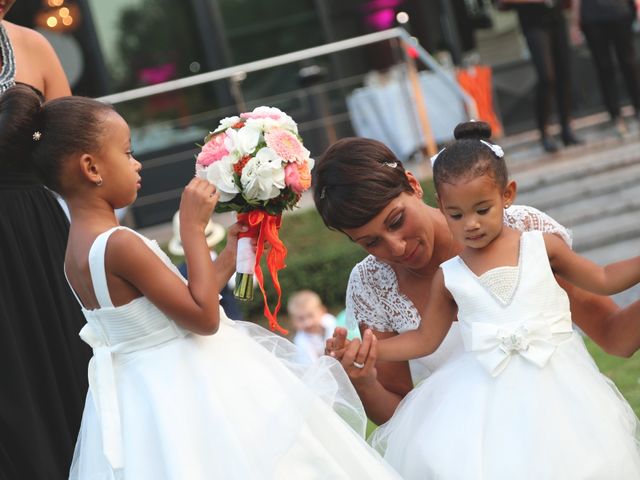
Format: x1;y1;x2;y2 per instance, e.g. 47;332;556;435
2;84;401;479
360;121;640;479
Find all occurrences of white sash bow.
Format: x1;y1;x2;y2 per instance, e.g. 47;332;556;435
80;322;185;470
468;314;573;377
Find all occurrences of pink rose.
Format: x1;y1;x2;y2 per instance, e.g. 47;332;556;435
196;133;229;167
284;162;311;194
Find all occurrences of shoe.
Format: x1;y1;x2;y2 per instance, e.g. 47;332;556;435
541;136;559;153
613;117;629;138
561;131;583;146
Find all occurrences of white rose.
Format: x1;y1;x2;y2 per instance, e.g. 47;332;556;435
225;125;260;157
240;147;285;201
244;116;298;134
213;115;240;134
205;155;240;202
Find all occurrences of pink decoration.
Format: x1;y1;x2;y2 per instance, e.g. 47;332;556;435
264;129;307;164
196;133;229;166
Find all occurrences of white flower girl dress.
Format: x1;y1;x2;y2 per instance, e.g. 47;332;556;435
68;227;399;479
369;231;640;479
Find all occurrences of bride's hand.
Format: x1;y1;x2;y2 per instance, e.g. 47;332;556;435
327;328;378;385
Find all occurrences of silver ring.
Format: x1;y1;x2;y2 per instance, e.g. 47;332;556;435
353;361;365;369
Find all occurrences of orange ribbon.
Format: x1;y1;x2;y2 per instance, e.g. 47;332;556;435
238;211;288;334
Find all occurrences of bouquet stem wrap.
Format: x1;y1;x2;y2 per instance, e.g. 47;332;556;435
236;211;288;334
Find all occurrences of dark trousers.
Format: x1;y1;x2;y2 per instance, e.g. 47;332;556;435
582;17;640;119
521;18;573;136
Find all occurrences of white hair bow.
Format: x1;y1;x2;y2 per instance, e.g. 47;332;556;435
430;140;503;169
480;140;504;158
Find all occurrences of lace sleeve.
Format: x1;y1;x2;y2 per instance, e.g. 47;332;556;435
345;259;395;333
504;204;573;248
345;256;422;333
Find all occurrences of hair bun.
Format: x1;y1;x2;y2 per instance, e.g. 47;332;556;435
453;120;492;141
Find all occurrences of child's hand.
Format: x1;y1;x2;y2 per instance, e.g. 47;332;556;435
327;336;357;361
219;220;249;260
326;328;378;386
180;178;219;233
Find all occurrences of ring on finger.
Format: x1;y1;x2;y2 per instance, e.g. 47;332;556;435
353;361;365;369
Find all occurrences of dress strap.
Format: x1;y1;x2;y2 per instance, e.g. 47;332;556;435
88;227;127;308
62;267;84;307
0;22;16;94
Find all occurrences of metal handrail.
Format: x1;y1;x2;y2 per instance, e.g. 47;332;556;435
96;27;476;117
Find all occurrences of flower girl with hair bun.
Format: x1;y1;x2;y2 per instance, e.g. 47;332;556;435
363;121;640;479
1;84;400;479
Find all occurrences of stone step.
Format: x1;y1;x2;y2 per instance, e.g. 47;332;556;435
562;210;640;253
515;161;640;213
580;236;640;307
513;139;640;194
541;184;640;228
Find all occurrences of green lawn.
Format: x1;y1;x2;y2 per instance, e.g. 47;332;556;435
586;338;640;416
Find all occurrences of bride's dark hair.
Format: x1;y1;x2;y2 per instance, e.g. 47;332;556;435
432;120;508;191
313;137;414;231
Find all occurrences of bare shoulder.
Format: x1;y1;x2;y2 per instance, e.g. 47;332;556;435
106;228;148;253
542;231;569;257
104;229;152;265
5;22;47;47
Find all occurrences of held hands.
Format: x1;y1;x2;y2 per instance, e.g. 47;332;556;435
326;327;378;386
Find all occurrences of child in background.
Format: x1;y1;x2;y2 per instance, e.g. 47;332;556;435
3;85;400;479
288;290;337;364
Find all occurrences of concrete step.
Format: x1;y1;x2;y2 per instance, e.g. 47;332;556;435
513;139;640;194
581;237;640;307
569;210;640;252
516;161;640;215
541;184;640;228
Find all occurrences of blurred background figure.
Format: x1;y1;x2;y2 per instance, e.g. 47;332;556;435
498;0;582;153
287;290;336;364
168;210;244;320
571;0;640;137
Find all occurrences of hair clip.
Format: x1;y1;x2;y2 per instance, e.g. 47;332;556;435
480;140;504;158
430;147;445;167
319;186;327;199
382;161;397;168
32;131;42;141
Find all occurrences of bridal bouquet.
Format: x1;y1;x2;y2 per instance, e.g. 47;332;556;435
195;106;313;334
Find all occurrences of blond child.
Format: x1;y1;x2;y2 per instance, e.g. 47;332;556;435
288;290;337;364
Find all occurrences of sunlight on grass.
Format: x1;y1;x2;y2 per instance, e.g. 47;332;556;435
585;338;640;416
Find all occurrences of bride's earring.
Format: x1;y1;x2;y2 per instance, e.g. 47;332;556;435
95;177;103;187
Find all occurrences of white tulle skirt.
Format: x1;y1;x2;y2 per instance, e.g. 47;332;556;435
369;333;640;480
69;319;400;479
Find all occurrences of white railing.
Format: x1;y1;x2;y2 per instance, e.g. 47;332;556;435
97;28;475;115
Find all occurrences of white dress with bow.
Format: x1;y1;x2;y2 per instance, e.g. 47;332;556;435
68;227;400;480
369;230;640;479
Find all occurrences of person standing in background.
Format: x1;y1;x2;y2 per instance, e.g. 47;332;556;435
499;0;582;153
0;2;91;479
571;0;640;137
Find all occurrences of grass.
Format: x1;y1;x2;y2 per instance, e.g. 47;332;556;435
586;338;640;416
